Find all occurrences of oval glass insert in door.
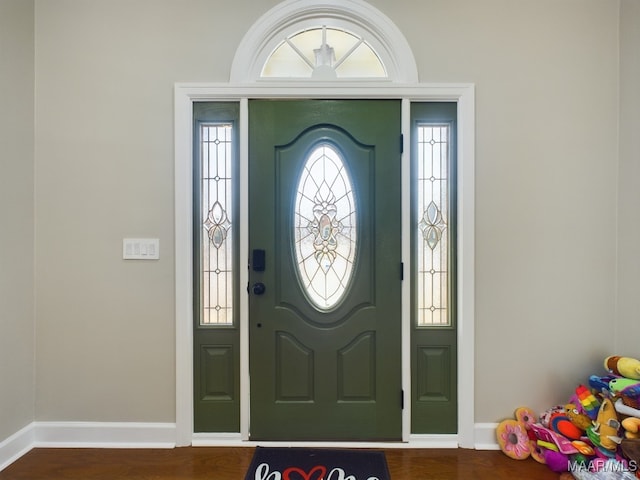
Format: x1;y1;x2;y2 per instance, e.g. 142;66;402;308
293;143;357;311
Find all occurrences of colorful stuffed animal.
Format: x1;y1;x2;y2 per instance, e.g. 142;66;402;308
530;423;579;455
610;378;640;393
610;378;640;412
550;414;584;440
620;438;640;473
540;405;565;428
590;374;619;396
565;403;593;431
605;356;640;380
576;384;601;420
622;417;640;439
615;398;640;419
543;449;570;472
592;398;623;451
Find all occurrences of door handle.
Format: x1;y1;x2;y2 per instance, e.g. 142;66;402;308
252;282;266;295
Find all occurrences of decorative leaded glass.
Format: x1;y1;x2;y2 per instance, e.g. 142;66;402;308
261;26;386;79
417;125;450;326
201;124;233;325
294;144;357;310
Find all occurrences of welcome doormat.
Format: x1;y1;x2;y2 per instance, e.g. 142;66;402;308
244;446;391;480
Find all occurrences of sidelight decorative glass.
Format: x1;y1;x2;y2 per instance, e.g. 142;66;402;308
417;125;450;326
294;144;357;310
201;123;234;325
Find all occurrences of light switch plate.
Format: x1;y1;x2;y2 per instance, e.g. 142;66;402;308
123;238;160;260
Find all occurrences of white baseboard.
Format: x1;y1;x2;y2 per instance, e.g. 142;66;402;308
192;432;244;446
473;423;500;450
33;421;176;449
0;421;176;472
0;424;35;472
407;434;459;448
1;422;499;472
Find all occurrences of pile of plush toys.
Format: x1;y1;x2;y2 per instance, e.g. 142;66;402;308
496;356;640;479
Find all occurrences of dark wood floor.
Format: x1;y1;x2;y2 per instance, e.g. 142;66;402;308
0;447;562;479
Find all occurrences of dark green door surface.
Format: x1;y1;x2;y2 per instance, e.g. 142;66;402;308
249;100;402;440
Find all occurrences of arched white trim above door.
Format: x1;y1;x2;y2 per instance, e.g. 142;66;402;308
229;0;419;83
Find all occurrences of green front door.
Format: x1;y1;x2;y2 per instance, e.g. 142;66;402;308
248;100;402;441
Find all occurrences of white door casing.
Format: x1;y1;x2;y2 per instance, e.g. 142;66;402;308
174;0;475;448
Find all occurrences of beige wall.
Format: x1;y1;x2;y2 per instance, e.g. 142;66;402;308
0;0;35;441
617;0;640;355
378;0;620;420
9;0;621;431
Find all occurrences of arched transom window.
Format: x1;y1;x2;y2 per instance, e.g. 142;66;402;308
262;25;386;79
229;0;418;83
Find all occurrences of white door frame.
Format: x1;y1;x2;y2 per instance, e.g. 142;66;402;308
174;82;475;448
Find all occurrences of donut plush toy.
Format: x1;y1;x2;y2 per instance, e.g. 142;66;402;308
529;440;547;463
496;419;531;460
515;406;537;429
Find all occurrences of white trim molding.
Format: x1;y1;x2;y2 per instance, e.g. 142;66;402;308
33;422;176;449
174;82;475;447
230;0;418;84
1;421;497;473
474;423;502;451
0;422;177;472
0;424;35;472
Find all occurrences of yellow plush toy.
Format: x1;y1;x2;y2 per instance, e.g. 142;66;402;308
564;403;592;431
605;356;640;380
622;417;640;439
593;398;623;451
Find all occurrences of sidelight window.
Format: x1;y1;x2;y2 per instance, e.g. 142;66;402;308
200;123;234;325
416;124;451;326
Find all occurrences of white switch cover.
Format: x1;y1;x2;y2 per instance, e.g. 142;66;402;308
123;238;160;260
